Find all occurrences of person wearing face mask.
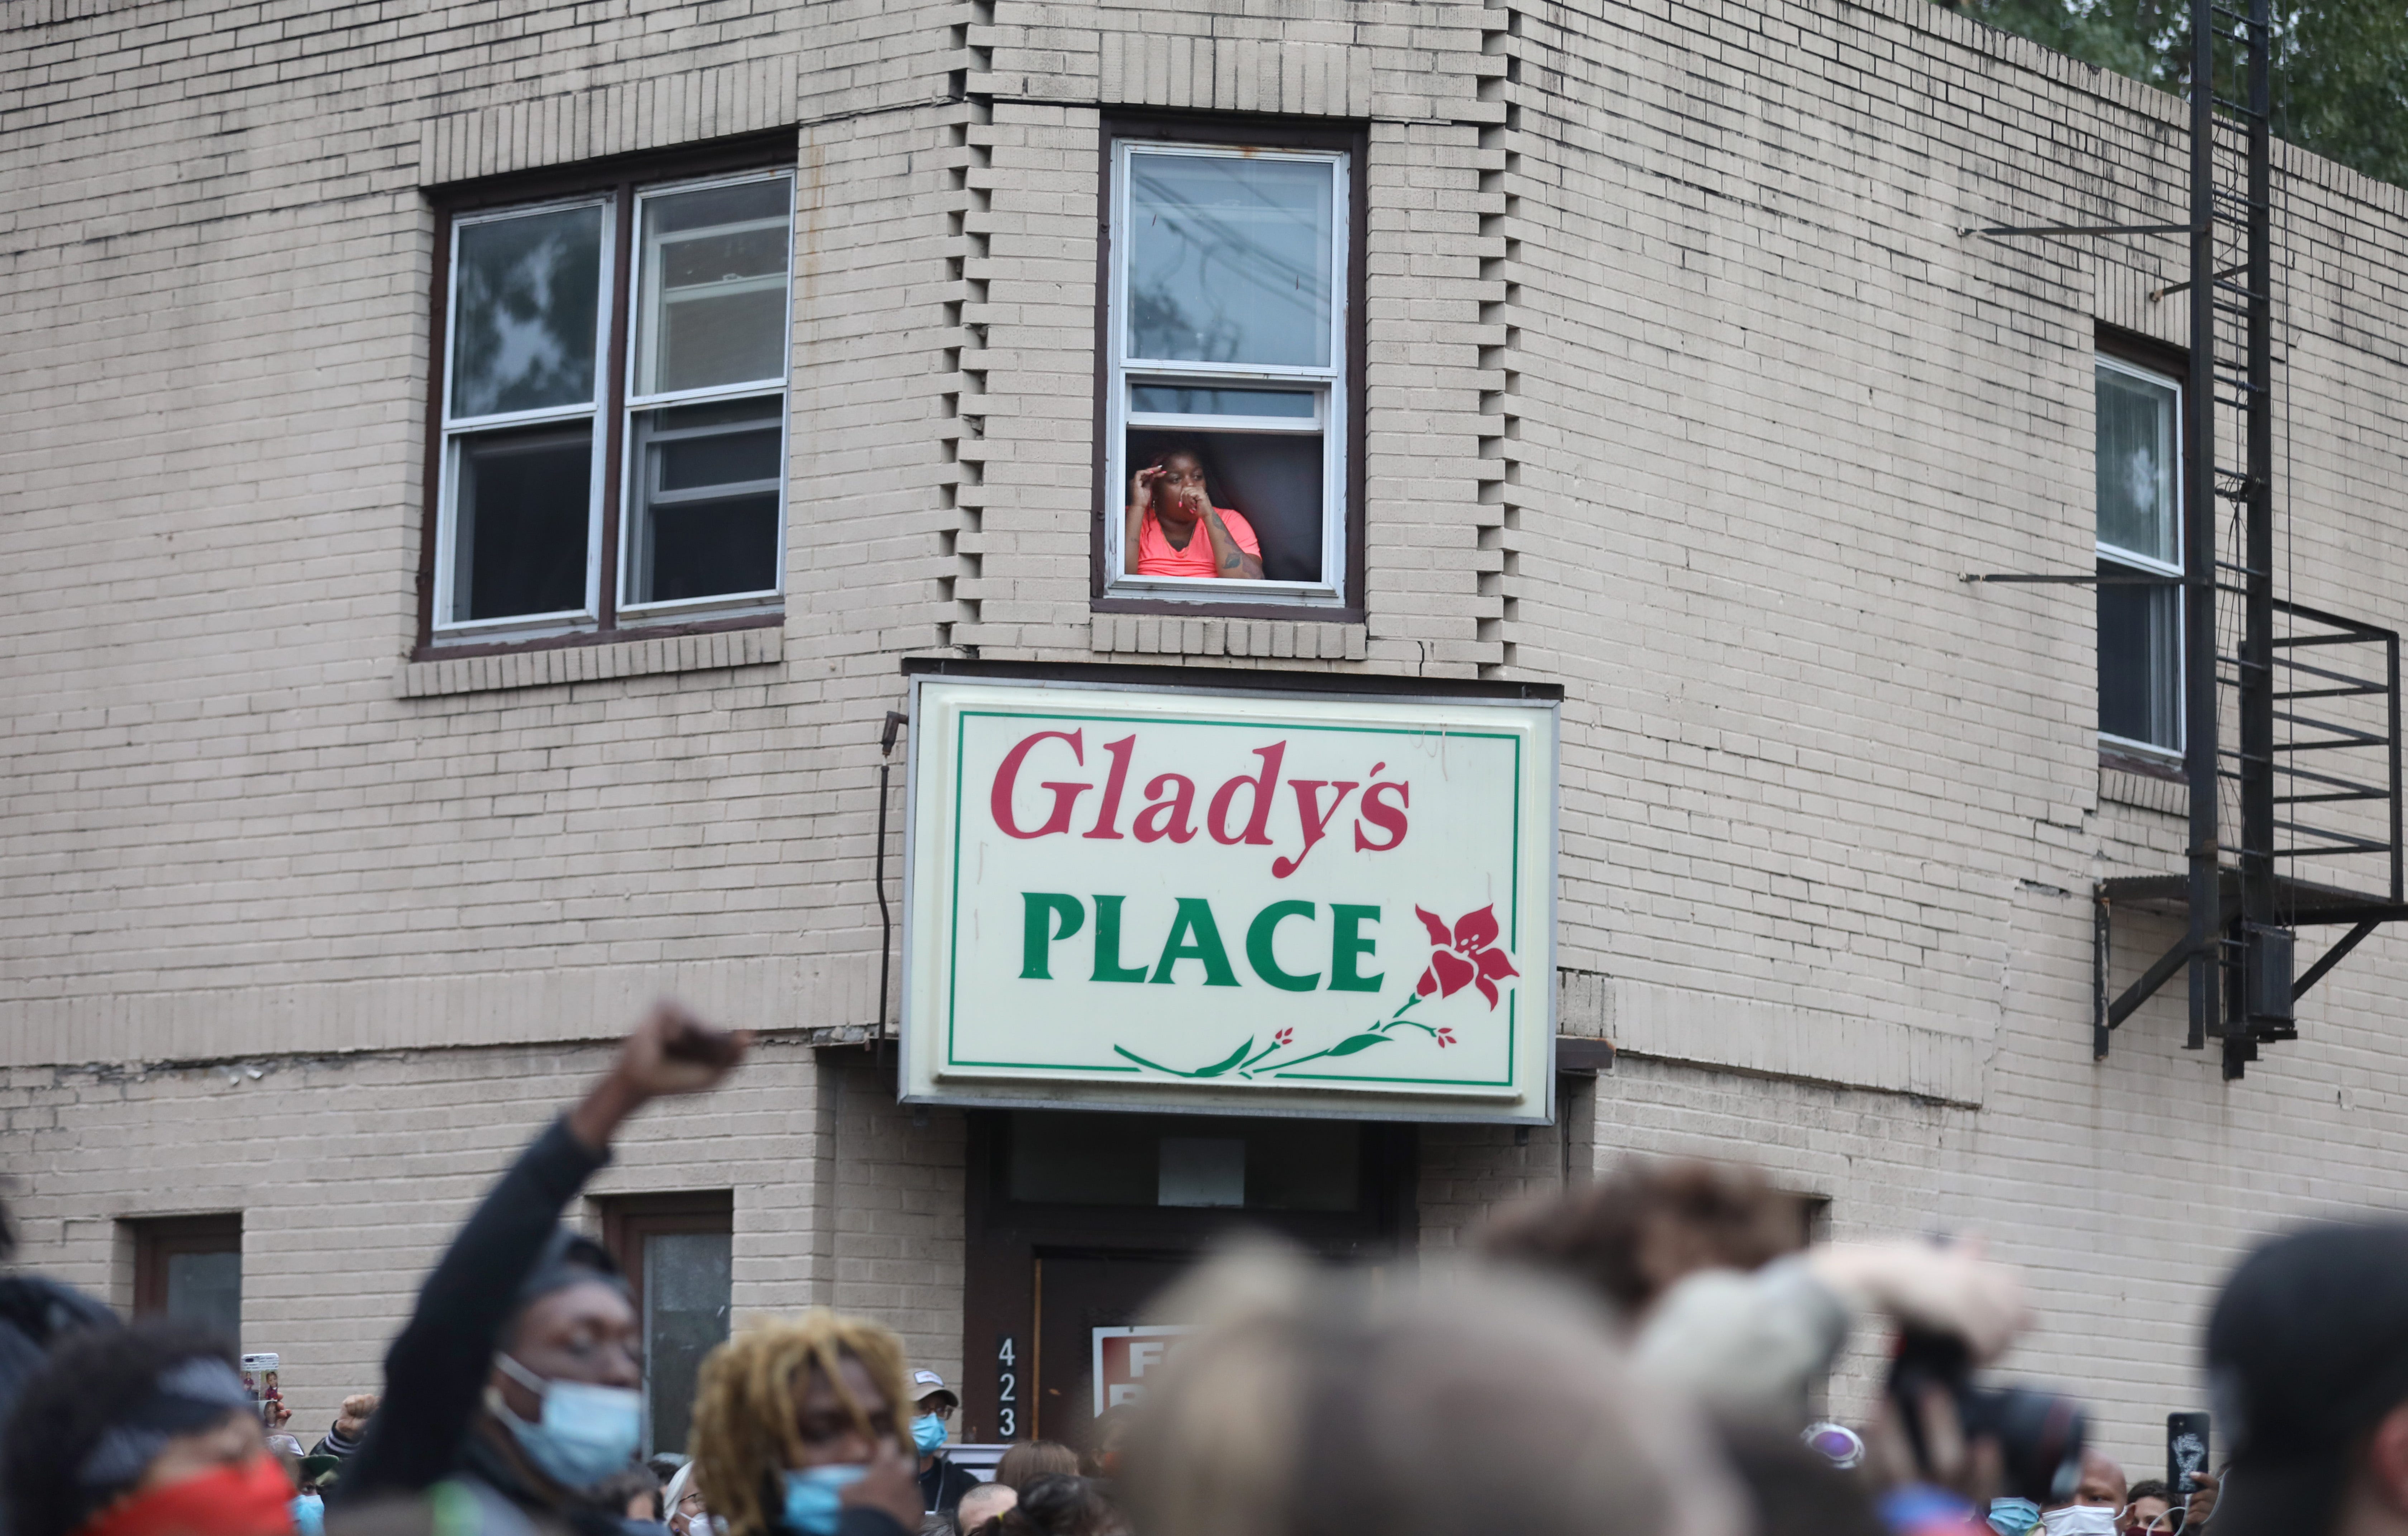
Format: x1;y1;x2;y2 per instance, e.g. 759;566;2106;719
900;1372;977;1518
0;1320;298;1536
2032;1451;2127;1536
687;1312;924;1536
334;1002;750;1536
663;1461;712;1536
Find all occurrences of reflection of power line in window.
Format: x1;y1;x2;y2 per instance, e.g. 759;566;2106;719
1130;286;1240;363
1143;216;1323;329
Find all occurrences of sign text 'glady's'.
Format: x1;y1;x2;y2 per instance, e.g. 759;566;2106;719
989;728;1410;877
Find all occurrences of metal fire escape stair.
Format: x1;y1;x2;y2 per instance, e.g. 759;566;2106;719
1966;0;2408;1078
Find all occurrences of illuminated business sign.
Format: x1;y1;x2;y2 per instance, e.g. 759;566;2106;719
899;677;1559;1123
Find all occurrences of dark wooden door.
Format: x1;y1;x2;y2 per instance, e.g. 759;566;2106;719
1032;1251;1191;1444
960;1109;1416;1448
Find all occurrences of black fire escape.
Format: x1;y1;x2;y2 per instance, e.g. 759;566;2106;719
1970;0;2408;1078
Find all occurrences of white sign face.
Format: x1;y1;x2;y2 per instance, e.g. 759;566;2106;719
1092;1325;1196;1415
900;677;1558;1122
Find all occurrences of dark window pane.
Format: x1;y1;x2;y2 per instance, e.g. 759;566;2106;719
165;1250;242;1345
1129;385;1314;418
1127;426;1323;583
628;400;782;605
451;206;604;419
2099;560;2182;750
1126;152;1335;367
660;430;782;491
453;425;593;622
643;1230;731;1457
1007;1112;1360;1212
635;179;792;395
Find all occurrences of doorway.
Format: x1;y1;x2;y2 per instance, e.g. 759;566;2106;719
961;1109;1414;1450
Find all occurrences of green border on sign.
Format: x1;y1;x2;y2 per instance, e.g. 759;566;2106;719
943;706;1527;1091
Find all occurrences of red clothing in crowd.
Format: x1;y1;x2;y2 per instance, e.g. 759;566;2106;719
1135;506;1260;578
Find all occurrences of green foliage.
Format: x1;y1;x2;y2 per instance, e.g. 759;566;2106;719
1949;0;2408;190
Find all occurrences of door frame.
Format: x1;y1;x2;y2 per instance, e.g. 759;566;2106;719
958;1109;1416;1443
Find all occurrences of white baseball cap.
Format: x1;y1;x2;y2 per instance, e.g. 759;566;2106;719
908;1368;959;1407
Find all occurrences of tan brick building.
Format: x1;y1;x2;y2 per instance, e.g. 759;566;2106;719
7;0;2408;1478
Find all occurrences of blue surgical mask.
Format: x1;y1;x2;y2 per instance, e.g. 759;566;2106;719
489;1353;642;1490
1989;1498;2042;1536
291;1494;325;1536
911;1413;948;1454
780;1465;868;1536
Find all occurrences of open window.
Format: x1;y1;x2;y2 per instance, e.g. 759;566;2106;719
1097;121;1365;616
2096;352;2185;761
423;144;794;653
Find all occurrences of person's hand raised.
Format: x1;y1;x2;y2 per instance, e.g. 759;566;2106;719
569;1001;750;1150
840;1439;924;1532
1807;1238;2029;1363
616;1000;749;1098
1129;463;1166;511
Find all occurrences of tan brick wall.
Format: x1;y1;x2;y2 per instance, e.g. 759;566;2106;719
8;0;2408;1485
0;1040;965;1436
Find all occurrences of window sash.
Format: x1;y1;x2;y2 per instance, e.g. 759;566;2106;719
441;198;615;433
628;174;797;409
2096;352;2186;756
617;388;790;616
436;421;607;631
434;198;616;635
2094;354;2182;570
1105;142;1349;602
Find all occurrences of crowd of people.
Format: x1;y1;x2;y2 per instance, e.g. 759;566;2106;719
5;1003;2407;1536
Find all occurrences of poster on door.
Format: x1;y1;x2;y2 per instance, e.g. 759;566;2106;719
899;677;1560;1124
1091;1325;1196;1416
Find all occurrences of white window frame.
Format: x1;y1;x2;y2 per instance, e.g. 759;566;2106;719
429;170;796;643
432;196;616;639
2095;352;2186;762
1104;141;1349;607
617;169;796;622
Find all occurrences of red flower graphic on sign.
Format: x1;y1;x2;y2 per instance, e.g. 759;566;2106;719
1414;905;1519;1010
1436;1028;1457;1049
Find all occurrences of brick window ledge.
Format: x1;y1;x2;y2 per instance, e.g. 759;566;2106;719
401;623;784;698
1090;614;1367;660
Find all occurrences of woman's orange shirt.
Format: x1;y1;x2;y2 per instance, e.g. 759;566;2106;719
1135;507;1261;578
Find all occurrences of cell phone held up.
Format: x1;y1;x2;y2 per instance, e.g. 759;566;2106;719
2168;1412;2211;1497
1887;1327;2089;1506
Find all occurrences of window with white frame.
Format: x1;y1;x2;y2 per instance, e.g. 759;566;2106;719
431;167;794;643
1104;138;1350;605
2096;353;2185;757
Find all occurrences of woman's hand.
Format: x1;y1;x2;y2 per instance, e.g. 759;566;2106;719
568;1001;750;1151
1129;464;1166;515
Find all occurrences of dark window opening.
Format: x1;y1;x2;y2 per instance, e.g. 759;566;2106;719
603;1192;733;1458
131;1213;243;1347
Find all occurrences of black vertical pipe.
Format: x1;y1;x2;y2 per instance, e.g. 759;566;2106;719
2184;0;2221;1050
875;710;909;1056
2239;0;2275;987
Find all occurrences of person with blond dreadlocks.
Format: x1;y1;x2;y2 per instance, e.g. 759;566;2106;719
688;1313;923;1536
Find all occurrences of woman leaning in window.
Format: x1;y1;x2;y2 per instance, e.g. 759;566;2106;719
1124;442;1262;580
